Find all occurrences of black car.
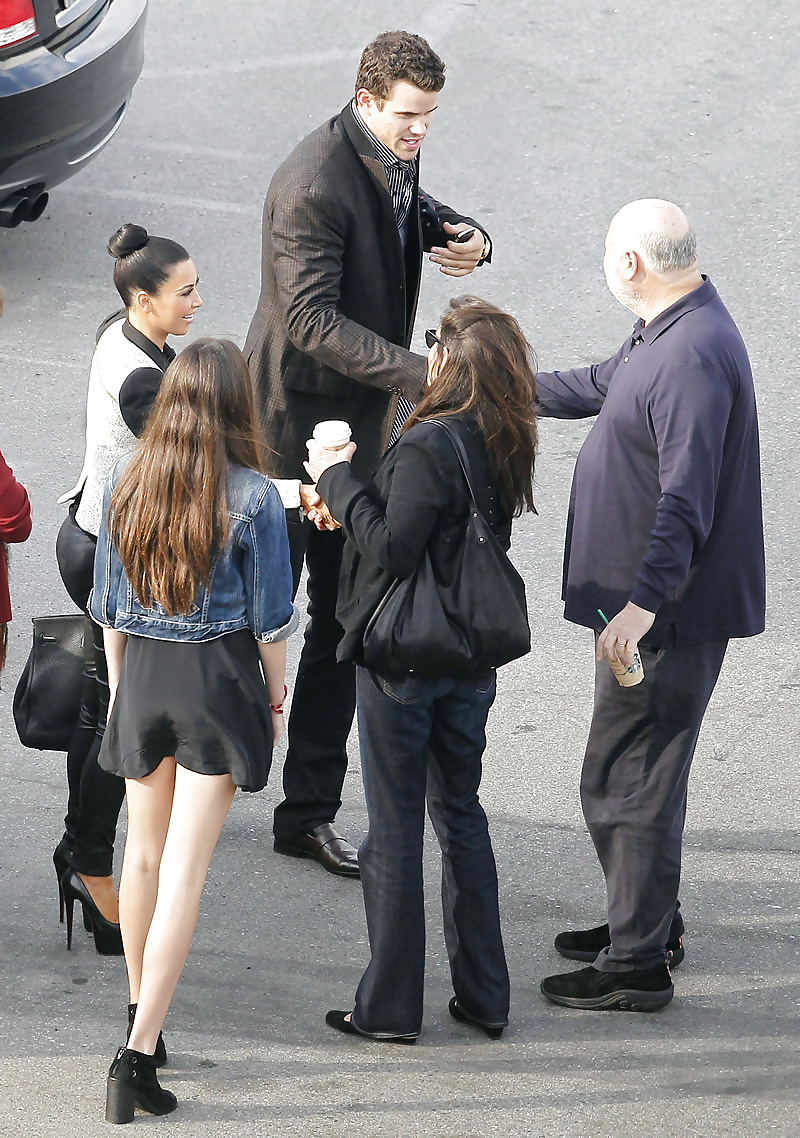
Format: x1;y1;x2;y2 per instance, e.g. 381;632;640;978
0;0;147;227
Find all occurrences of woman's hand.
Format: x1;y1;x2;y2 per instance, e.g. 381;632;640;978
299;483;340;530
271;709;285;745
304;439;356;483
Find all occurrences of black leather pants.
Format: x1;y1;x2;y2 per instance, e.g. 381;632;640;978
55;510;124;876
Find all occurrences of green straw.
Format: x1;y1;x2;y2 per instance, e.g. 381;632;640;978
597;609;610;625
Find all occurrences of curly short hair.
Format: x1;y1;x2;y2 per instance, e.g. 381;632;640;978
355;31;446;104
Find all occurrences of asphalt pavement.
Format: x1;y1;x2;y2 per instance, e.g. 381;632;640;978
0;1;798;1135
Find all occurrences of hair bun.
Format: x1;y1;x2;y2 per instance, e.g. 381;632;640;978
107;223;149;259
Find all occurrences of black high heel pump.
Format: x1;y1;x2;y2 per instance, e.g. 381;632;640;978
61;869;124;956
53;841;92;932
448;997;505;1040
105;1047;177;1124
52;840;73;924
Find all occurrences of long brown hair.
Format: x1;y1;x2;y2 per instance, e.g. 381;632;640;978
405;296;538;517
110;338;265;615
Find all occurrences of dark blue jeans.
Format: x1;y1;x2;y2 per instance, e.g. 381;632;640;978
352;666;510;1037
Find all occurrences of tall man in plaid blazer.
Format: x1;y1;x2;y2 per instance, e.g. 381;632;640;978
244;31;492;876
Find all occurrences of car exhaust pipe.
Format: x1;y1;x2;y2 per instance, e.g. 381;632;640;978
0;193;31;228
26;191;48;222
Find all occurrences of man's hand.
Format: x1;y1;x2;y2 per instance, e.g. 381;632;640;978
429;222;487;277
596;601;655;667
299;483;322;515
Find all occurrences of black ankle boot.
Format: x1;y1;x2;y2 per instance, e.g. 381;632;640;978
105;1046;177;1124
127;1003;167;1068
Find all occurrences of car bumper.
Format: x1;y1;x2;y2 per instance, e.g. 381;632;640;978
0;0;147;196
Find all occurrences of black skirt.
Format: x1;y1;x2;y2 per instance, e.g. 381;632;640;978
98;629;273;792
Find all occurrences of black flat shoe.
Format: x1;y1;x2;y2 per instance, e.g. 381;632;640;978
325;1010;417;1044
540;964;674;1012
127;1003;167;1069
105;1047;177;1124
61;869;124;956
554;922;685;969
448;997;505;1040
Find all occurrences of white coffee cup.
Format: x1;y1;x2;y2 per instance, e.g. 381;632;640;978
312;420;352;451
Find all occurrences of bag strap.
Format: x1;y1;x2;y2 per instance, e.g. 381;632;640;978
426;418;481;508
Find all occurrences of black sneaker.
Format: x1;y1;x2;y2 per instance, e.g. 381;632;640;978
540;964;673;1012
554;923;685;969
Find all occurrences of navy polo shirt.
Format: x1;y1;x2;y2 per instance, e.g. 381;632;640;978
535;277;765;647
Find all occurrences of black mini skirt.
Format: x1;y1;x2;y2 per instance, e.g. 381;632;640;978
98;629;273;792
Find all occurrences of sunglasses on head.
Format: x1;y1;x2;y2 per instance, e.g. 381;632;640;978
425;329;443;349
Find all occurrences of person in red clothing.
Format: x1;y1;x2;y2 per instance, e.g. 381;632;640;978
0;288;34;670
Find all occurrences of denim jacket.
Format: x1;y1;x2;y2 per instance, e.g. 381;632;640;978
89;461;299;643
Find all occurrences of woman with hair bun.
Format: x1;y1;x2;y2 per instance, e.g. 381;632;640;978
54;224;203;955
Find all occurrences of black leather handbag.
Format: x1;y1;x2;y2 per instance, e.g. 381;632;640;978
362;420;531;678
13;614;86;751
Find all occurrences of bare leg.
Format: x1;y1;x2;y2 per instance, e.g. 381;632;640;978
127;764;236;1055
118;759;176;1004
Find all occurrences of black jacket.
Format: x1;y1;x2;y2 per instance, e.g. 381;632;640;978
243;102;487;481
316;416;510;666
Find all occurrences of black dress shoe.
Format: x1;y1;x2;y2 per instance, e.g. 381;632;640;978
448;997;505;1040
274;824;360;877
325;1010;417;1044
554;922;685;969
540;964;673;1012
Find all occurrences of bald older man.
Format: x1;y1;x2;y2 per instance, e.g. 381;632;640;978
535;200;765;1011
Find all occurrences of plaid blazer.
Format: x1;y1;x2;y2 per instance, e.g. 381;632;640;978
243;102;486;481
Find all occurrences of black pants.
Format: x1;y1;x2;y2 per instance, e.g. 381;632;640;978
352;667;509;1036
582;636;728;972
55;511;124;876
272;516;356;840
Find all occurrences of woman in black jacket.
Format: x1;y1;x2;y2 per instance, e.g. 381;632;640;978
307;295;537;1042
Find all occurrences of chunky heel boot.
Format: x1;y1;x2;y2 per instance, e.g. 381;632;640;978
105;1047;177;1124
127;1004;167;1068
61;869;123;955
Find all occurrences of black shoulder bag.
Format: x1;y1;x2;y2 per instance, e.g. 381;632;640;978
13;614;86;751
362;419;530;678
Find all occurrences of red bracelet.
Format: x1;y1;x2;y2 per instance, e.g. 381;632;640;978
270;684;288;714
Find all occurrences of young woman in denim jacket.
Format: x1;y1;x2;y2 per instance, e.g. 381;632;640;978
307;296;538;1043
89;338;297;1122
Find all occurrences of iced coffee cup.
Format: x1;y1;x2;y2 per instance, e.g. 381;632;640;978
596;607;645;687
608;650;645;687
312;420;352;452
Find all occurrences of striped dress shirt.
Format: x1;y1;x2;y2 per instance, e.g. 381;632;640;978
352;102;418;442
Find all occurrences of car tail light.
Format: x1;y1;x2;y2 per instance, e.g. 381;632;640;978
0;0;38;48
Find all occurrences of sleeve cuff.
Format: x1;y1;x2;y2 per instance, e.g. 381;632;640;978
271;478;302;510
256;603;300;643
629;580;665;614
